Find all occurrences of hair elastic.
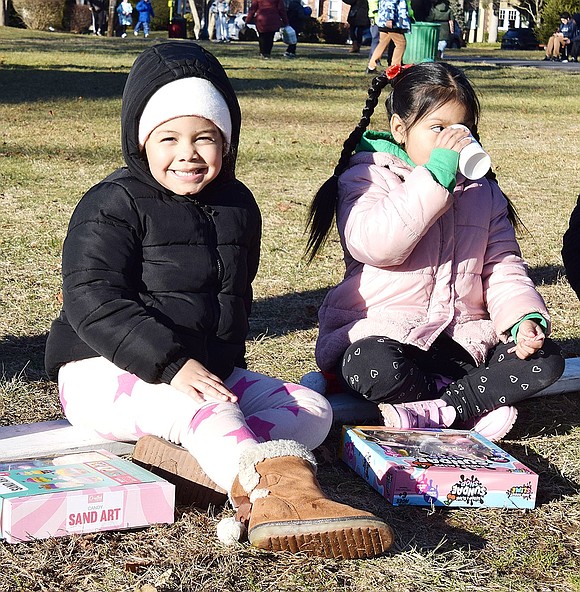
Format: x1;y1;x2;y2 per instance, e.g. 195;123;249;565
385;64;412;81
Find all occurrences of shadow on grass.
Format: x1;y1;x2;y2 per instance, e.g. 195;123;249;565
528;263;565;286
249;287;327;337
0;287;326;383
0;63;349;104
0;36;382;105
388;505;488;552
0;66;128;102
249;263;569;339
502;439;580;506
0;334;48;380
507;393;580;504
0;35;148;56
510;391;580;439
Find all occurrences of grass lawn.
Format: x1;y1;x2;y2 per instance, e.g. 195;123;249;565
1;26;580;592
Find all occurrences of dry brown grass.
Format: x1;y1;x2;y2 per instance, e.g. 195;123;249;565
1;28;579;592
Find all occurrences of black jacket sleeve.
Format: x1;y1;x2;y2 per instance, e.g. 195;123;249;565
562;194;580;300
61;182;193;383
236;196;261;369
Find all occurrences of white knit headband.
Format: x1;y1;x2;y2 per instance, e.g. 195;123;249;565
138;77;232;148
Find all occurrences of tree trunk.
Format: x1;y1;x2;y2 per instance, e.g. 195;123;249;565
108;0;115;36
0;0;6;27
188;0;201;38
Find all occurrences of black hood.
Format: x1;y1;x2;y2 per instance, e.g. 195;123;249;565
121;41;241;193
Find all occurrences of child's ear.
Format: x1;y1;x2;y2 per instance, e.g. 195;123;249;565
390;114;406;145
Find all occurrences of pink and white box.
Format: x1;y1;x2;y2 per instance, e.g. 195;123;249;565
0;450;175;543
341;426;538;509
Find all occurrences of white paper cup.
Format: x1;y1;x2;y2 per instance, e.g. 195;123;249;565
449;124;491;180
458;141;491;180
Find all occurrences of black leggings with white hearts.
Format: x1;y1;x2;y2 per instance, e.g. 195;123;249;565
338;334;565;421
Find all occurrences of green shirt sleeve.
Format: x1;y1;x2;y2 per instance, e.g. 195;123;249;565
423;148;459;192
510;314;548;342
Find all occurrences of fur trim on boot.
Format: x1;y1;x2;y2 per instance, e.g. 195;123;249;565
218;439;394;559
236;439;316;493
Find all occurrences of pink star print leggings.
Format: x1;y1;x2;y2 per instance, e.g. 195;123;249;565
58;357;333;491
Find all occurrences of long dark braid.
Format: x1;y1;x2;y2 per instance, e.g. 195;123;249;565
305;73;391;261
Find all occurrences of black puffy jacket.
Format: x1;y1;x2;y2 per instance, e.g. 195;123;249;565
45;42;261;384
563;194;580;301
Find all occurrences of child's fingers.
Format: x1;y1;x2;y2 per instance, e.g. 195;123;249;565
173;375;237;404
183;385;237;404
508;341;540;359
179;386;206;405
520;335;544;351
191;380;236;402
435;127;472;152
205;378;239;401
514;338;544;360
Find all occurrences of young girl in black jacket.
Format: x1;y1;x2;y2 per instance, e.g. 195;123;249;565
45;41;393;558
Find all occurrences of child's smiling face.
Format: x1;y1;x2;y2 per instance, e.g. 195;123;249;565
145;116;223;196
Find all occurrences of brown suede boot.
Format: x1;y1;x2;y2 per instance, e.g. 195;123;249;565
132;435;227;509
349;42;360;53
219;440;394;559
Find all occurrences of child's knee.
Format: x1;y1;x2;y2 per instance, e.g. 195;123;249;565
340;336;432;403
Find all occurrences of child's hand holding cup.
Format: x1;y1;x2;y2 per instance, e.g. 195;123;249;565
449;124;491;180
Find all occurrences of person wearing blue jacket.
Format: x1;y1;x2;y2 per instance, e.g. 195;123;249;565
134;0;155;37
366;0;412;72
544;11;577;60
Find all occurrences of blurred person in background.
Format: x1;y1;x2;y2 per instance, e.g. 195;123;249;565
88;0;107;36
134;0;155;37
246;0;288;59
427;0;454;59
344;0;371;53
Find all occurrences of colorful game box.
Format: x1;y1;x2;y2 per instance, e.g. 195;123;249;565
341;426;538;509
0;450;175;543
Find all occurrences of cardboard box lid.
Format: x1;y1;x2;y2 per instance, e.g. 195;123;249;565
0;450;171;500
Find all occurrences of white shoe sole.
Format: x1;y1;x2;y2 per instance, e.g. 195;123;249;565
249;515;394;559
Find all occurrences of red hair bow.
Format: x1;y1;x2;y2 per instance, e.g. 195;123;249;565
385;64;412;80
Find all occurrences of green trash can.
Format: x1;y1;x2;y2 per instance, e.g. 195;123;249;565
403;22;440;64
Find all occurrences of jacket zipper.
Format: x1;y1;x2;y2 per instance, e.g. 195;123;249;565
193;200;224;333
188;198;224;282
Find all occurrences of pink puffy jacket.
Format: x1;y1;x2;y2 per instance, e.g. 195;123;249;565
315;149;550;372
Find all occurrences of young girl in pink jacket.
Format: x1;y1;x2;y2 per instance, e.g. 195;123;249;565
306;62;564;441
